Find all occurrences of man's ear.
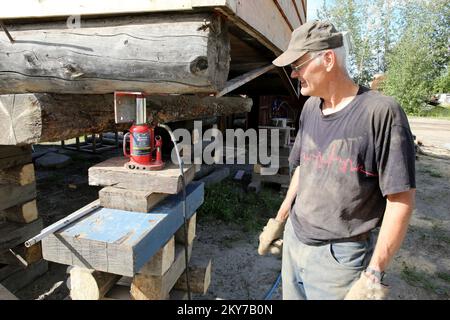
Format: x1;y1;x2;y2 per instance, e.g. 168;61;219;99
323;50;335;72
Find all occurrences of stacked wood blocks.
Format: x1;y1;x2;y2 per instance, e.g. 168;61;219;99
249;126;294;193
0;146;48;296
42;156;211;300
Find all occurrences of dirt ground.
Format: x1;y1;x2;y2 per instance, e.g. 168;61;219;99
13;117;450;300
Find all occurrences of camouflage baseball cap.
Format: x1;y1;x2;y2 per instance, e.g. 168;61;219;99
273;20;343;67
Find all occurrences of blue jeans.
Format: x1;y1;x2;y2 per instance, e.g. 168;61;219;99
281;217;375;300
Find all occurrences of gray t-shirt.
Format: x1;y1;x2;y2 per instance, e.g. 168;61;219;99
288;86;416;245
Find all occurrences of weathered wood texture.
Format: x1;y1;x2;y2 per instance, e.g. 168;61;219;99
138;237;175;276
0;242;42;266
0;218;43;252
99;187;168;213
131;243;192;300
0;260;48;293
0;14;230;95
89;157;195;194
175;213;196;245
0;94;252;145
174;252;211;295
0;146;32;170
69;267;121;300
0;199;39;224
42;182;203;276
0;182;36;211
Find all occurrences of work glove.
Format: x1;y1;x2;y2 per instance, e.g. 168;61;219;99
258;218;286;256
344;272;389;300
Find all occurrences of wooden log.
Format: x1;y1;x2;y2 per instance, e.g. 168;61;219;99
175;213;196;245
0;163;35;185
89;157;195;194
174;254;212;295
0;218;43;252
99;187;168;213
130;243;192;300
0;243;42;266
0;260;48;293
138;237;175;277
69;267;121;300
1;199;38;223
0;94;252;145
0;14;230;95
42;182;203;277
0;146;32;170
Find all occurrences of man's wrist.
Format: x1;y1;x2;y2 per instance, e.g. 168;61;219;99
365;266;385;283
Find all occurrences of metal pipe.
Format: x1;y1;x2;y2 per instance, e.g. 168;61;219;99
158;123;192;300
24;200;101;248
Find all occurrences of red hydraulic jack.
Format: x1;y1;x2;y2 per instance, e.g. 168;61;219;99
115;92;164;170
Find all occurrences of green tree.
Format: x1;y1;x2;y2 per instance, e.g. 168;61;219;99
381;0;449;114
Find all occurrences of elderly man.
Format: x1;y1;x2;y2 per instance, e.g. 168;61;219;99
258;21;416;300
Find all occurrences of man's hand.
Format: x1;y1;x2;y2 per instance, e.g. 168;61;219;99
258;218;286;256
344;272;389;300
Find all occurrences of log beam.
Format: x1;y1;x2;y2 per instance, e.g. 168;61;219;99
0;94;252;145
0;14;230;95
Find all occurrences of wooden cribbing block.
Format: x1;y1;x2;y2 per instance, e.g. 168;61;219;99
99;187;168;212
0;146;32;170
0;284;18;300
0;163;35;185
42;182;204;276
0;183;37;211
0;260;48;293
0;242;42;266
138;237;175;276
0;218;43;252
1;199;38;223
89;157;195;194
174;253;212;295
69;267;121;300
175;212;196;245
130;243;193;300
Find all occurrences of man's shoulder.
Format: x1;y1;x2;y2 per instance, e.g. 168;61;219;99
360;89;409;126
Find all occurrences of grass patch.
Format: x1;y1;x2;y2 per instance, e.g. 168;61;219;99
437;272;450;284
197;179;284;233
401;262;449;297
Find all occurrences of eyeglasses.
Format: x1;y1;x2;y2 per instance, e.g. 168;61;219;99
290;53;324;72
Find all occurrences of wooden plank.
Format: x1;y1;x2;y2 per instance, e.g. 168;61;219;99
69;267;121;300
0;14;229;95
175;213;197;245
1;199;38;223
0;218;43;252
217;64;275;97
0;163;35;185
0;182;36;211
42;182;204;276
138;237;175;277
89;157;195;194
99;187;168;213
235;0;292;51
0;146;32;170
0;94;252;145
174;253;211;295
0;260;48;293
130;243;193;300
0;243;42;266
0;284;18;300
273;0;294;31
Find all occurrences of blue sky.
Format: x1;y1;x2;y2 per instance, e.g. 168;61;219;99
307;0;335;21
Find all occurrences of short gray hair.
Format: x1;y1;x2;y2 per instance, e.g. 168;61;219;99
315;46;348;73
